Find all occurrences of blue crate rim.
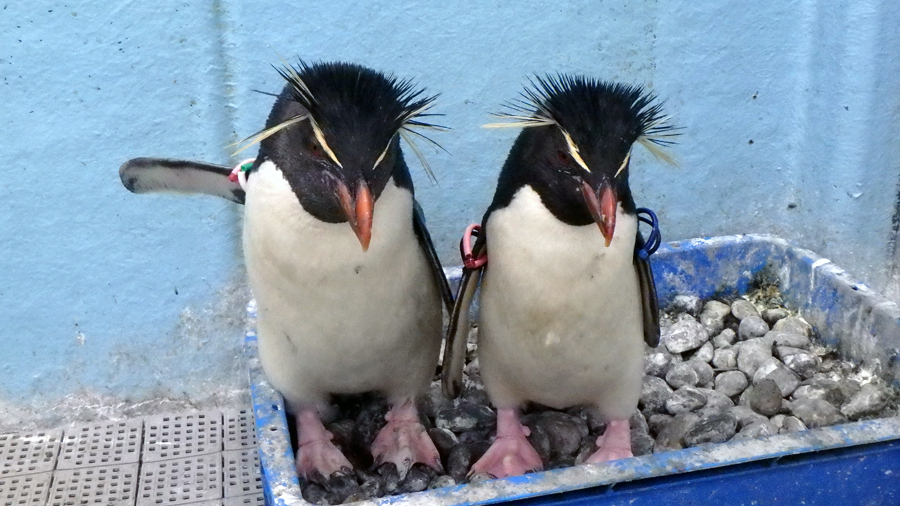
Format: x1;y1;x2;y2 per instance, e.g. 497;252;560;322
246;233;900;506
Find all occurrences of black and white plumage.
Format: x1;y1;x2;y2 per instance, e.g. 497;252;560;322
442;75;675;478
120;61;452;481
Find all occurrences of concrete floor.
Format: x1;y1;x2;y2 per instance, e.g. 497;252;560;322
0;409;264;506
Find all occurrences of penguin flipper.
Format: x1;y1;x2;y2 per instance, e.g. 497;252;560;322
119;157;245;204
412;202;453;313
635;233;660;348
441;235;485;399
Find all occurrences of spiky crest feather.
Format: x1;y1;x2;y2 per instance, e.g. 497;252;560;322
486;74;680;166
234;60;446;182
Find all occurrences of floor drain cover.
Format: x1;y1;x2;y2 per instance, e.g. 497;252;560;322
137;454;222;506
0;472;52;506
223;411;256;451
48;464;139;506
0;430;61;478
222;450;262;498
142;412;222;462
58;420;143;470
223;494;264;506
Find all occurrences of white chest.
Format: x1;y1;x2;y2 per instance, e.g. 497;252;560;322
241;161;441;405
478;186;645;412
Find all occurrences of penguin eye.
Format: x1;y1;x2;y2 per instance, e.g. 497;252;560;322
307;140;323;157
557;149;570;164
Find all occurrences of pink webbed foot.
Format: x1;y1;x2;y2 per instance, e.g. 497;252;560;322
586;419;633;463
294;408;353;480
470;409;543;479
371;400;442;479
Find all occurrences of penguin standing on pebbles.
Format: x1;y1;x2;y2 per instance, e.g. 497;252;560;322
120;61;452;482
442;75;675;478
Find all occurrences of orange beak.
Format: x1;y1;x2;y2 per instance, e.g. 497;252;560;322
337;180;373;251
581;180;617;247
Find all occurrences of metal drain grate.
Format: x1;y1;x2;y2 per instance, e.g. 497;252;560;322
58;420;143;470
0;472;52;506
0;430;62;477
223;494;264;506
142;412;222;462
48;463;139;506
222;411;255;451
222;450;262;498
137;454;222;506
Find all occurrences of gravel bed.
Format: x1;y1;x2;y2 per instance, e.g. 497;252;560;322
299;286;899;504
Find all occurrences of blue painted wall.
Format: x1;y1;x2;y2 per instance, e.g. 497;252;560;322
2;0;899;419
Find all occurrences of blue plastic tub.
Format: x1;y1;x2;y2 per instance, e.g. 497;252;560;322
246;234;900;505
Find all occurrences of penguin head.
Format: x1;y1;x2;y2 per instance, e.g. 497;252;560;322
490;75;676;246
245;61;440;251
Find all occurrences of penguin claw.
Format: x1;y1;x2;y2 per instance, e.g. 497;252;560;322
295;439;353;480
469;435;543;479
370;401;442;480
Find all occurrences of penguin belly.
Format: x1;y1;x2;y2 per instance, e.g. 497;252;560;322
243;161;442;409
479;186;644;420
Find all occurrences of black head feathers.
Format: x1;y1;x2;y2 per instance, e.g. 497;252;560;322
237;60;444;182
488;74;679;166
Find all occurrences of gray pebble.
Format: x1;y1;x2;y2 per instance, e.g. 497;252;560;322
793;376;845;406
428;475;457;490
654;413;699;452
468;472;493;483
772;316;812;337
566;405;607;433
712;348;738;370
524;422;551;463
376;463;402;494
838;378;862;402
631;410;650;436
715;370;750;397
711;329;737;348
419;381;452;418
666;362;701;389
779;416;807;434
644;351;674;378
748;379;783;416
731;299;761;321
731;420;776;440
631;433;655;456
696;388;735;414
841;383;890;419
761;308;790;326
663;315;710;354
699;301;732;336
464;357;480;377
435;402;495;432
737;338;774;377
782;352;819;379
301;482;330;504
689;360;716;387
398;465;435;494
640;376;674;414
524;411;589;459
457;428;492;445
670;295;704;316
770;331;811;349
753;358;801;396
647;413;673;436
738;316;770;341
666;386;708;414
446;442;488;483
729;405;770;429
789;398;847;428
427;427;459;456
684;413;738;446
691;342;716;363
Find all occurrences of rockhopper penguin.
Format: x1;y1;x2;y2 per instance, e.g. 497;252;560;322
442;75;675;478
120;61;453;481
